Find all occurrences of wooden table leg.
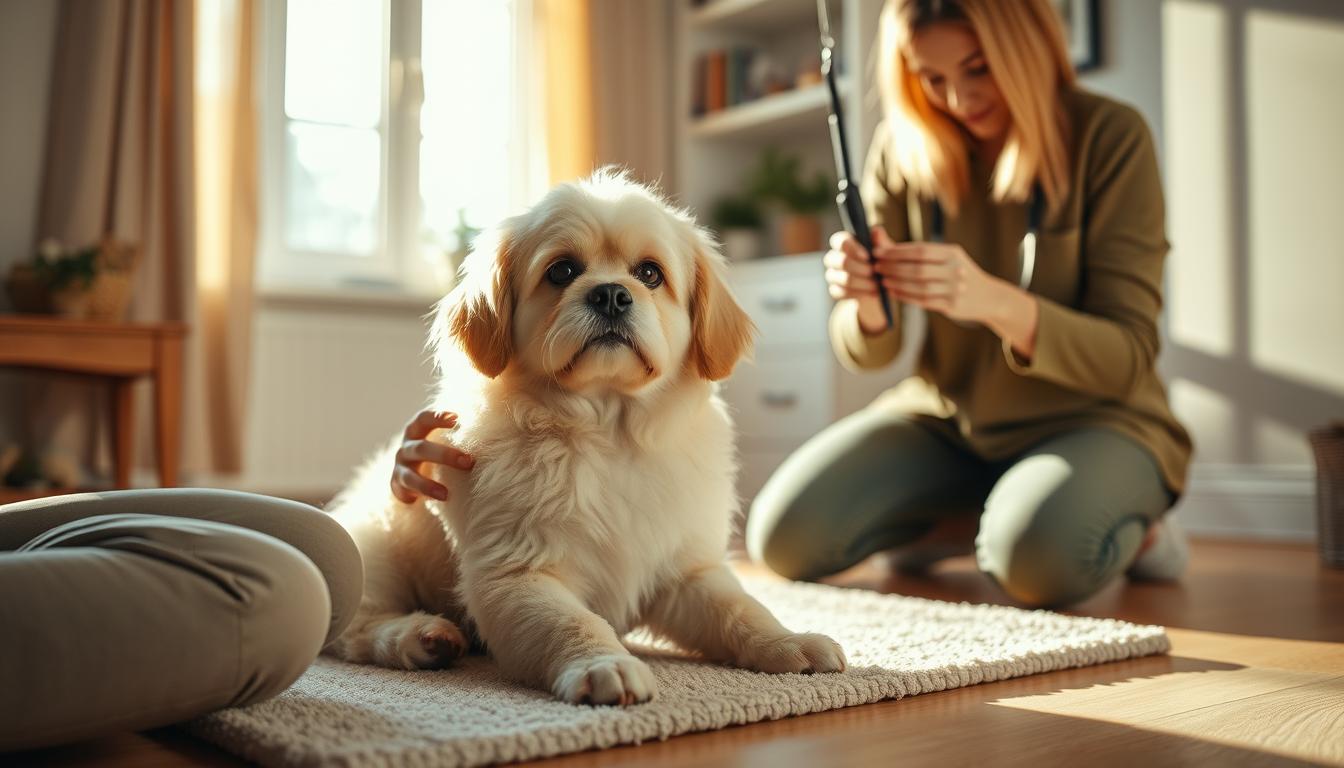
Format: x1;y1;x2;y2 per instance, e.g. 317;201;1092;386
111;377;135;489
154;336;183;487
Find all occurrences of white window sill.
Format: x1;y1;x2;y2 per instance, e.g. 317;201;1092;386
258;284;445;312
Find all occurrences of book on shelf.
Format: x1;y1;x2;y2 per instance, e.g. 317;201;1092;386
692;46;761;118
707;49;727;112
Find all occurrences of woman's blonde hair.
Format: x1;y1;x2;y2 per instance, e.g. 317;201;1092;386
878;0;1075;215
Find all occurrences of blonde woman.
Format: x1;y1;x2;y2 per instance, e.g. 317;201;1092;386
743;0;1194;607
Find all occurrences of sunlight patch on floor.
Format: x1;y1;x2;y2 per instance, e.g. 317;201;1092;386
987;665;1344;765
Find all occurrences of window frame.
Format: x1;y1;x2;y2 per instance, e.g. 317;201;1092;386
259;0;430;294
258;0;541;297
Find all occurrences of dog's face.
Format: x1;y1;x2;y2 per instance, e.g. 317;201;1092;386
438;170;754;395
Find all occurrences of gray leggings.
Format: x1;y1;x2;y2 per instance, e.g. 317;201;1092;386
745;411;1174;608
0;490;362;752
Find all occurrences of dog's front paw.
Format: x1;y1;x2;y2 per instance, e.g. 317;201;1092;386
739;632;847;675
553;654;657;706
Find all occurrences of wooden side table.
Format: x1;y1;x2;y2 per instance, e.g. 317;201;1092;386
0;314;187;493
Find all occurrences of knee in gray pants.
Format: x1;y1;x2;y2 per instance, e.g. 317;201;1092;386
974;483;1152;609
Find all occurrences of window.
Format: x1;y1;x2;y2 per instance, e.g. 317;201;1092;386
260;0;543;294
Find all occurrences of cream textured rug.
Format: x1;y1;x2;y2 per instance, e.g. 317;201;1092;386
190;577;1168;767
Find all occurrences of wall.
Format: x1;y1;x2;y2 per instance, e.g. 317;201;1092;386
226;298;437;499
1079;0;1344;539
0;1;58;450
0;0;55;275
1078;0;1165;157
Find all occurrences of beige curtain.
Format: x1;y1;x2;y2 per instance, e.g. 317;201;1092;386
33;0;257;479
194;0;258;473
535;0;672;187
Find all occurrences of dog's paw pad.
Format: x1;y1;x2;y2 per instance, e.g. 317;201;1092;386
418;623;467;667
553;654;656;706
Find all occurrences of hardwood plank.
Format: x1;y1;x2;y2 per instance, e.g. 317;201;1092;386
1150;677;1344;765
985;667;1331;724
1169;629;1344;673
15;729;237;768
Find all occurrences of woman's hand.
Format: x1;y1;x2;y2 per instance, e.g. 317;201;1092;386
390;410;475;504
824;226;899;335
875;242;1001;324
878;242;1040;358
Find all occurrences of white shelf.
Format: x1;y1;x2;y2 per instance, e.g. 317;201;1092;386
689;80;847;141
690;0;821;32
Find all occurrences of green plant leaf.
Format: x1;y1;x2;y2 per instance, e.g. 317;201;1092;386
746;147;834;214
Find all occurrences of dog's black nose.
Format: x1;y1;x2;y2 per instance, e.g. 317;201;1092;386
587;283;633;319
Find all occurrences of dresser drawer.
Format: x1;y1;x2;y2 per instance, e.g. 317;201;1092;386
721;352;833;442
731;263;829;350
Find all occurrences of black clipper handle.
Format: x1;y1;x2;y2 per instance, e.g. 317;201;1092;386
837;181;894;330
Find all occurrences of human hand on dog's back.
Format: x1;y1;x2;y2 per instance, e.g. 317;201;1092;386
390;409;475;503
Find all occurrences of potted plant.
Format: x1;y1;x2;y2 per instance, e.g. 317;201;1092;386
425;208;483;291
748;147;833;255
448;209;482;279
5;238;138;320
710;195;764;262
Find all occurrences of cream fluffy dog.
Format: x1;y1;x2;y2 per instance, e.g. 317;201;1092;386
326;170;846;705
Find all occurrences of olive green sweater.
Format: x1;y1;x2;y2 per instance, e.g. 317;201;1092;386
830;87;1193;495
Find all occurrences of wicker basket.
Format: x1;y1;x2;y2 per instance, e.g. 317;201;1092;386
1308;422;1344;568
85;241;138;321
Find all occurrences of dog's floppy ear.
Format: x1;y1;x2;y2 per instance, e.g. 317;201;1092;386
688;228;755;381
433;224;516;378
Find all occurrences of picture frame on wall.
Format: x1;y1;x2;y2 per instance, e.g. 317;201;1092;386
1051;0;1101;72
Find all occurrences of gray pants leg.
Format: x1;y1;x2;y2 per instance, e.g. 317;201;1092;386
0;489;363;752
746;408;1173;608
746;410;999;581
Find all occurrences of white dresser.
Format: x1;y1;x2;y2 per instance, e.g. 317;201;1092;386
722;254;915;506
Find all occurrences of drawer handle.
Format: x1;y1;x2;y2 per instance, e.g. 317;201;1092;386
761;295;798;313
760;390;798;408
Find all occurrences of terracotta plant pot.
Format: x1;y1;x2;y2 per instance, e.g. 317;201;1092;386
778;214;822;255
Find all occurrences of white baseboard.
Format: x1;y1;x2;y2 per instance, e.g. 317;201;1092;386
1174;464;1318;541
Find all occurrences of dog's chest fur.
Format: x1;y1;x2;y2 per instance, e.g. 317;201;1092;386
436;385;736;634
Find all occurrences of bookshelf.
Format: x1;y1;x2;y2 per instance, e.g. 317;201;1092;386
689;0;823;31
672;0;917;507
688;79;849;141
673;0;884;242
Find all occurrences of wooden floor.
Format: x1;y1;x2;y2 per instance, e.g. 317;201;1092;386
17;539;1344;767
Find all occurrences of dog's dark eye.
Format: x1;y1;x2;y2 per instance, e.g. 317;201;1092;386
546;258;582;286
634;261;664;289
